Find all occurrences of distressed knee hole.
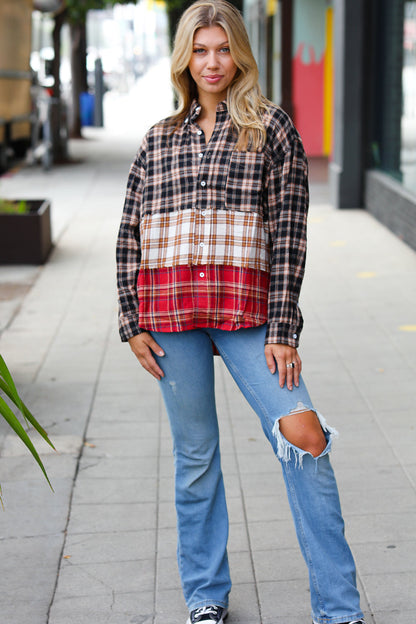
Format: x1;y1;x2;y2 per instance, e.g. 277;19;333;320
288;401;311;416
285;404;327;457
272;404;338;467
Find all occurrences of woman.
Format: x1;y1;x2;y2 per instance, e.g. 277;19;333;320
116;2;365;623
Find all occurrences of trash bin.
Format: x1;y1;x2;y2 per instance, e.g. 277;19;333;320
79;92;95;127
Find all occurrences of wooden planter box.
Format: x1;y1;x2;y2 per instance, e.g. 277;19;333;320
0;199;52;264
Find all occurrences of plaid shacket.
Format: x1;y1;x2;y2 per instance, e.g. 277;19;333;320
117;100;309;347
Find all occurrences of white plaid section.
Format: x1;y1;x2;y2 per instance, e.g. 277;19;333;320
140;209;270;271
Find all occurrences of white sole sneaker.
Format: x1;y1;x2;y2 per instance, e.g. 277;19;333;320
186;607;228;624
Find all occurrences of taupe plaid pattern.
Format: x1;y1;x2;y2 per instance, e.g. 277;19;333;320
140;209;270;271
117;100;309;346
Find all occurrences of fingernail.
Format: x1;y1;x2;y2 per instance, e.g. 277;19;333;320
158;351;164;356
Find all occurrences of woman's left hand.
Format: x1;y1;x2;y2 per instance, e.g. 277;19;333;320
264;343;302;390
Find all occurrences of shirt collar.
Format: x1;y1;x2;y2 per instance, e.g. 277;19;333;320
184;99;228;125
185;100;201;124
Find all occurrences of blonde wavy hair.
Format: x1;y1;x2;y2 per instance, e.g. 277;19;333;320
170;0;269;151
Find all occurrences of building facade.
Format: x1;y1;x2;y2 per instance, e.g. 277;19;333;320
245;0;416;251
245;0;334;157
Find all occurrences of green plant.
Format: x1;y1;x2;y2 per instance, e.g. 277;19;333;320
0;354;55;506
0;199;28;214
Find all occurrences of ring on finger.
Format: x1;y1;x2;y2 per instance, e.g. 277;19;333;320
286;362;296;368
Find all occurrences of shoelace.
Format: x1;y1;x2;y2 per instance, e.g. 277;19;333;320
193;606;220;621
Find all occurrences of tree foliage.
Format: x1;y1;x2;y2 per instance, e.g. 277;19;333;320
65;0;134;24
163;0;243;48
164;0;242;13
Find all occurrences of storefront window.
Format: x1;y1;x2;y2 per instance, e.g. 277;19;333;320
402;1;416;192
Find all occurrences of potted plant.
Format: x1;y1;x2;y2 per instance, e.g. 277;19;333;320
0;353;54;506
0;197;52;264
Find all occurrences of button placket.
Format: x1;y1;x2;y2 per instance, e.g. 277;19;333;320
194;124;210;214
193;205;202;263
195;137;205;203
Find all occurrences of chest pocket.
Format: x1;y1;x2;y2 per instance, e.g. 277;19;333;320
225;151;265;214
142;147;195;215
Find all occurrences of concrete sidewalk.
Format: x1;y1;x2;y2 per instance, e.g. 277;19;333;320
1;58;415;624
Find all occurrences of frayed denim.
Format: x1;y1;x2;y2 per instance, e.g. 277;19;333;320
152;325;363;623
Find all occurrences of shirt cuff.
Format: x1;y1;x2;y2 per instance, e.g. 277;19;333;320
265;322;300;348
119;315;145;342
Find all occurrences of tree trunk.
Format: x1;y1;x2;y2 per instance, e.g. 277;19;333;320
52;9;66;100
50;8;69;162
69;20;88;138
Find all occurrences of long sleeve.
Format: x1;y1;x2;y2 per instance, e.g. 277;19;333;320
264;124;309;347
116;141;147;342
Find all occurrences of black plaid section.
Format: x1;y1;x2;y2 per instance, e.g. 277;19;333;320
116;142;147;341
265;128;309;347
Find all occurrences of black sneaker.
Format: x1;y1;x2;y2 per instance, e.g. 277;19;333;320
313;620;364;624
187;605;228;623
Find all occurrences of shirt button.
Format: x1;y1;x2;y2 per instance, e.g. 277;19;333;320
197;130;202;135
199;242;205;247
200;180;206;187
293;333;298;339
199;272;205;278
198;152;204;158
201;210;206;216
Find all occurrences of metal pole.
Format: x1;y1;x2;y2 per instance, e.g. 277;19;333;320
94;57;104;127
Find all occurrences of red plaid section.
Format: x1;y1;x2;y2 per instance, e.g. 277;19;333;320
137;265;269;332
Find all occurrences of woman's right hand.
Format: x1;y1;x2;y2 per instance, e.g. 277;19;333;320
128;332;165;380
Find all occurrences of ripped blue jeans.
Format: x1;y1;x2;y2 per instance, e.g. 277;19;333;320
152;325;363;624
